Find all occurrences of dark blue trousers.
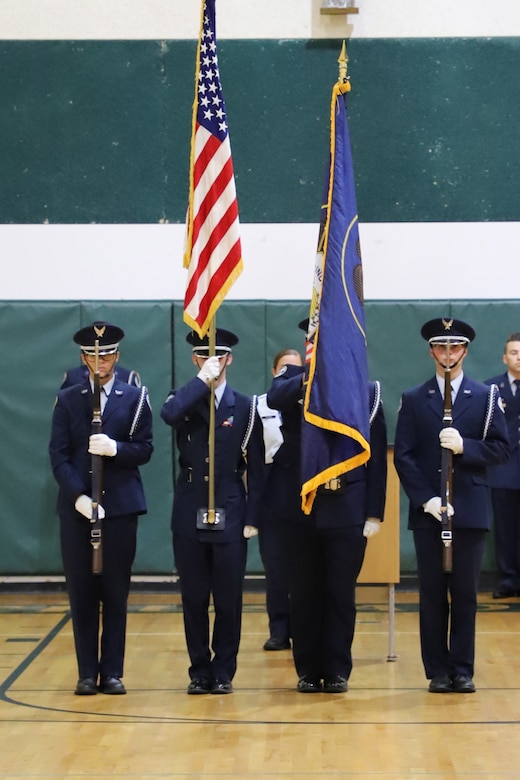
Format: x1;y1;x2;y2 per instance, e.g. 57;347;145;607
60;512;137;680
491;488;520;592
286;522;367;681
413;527;486;679
173;535;247;682
258;508;291;640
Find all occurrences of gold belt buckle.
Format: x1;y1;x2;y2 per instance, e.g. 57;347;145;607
324;477;341;491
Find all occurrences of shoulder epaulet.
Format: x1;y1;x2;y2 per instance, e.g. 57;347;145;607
129;386;148;439
127;369;142;388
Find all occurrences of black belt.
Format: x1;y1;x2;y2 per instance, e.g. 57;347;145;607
179;468;245;484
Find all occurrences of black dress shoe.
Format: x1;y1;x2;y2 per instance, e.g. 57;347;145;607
428;674;452;693
74;677;98;695
187;678;212;695
451;674;476;693
263;636;291;651
297;676;322;693
99;676;126;695
492;588;517;599
323;675;348;693
211;678;233;694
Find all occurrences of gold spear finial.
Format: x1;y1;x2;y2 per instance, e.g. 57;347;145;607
338;40;348;84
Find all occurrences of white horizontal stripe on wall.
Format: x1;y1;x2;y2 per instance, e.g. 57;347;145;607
0;0;519;40
1;222;518;301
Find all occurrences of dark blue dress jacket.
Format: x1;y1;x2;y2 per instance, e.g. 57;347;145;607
394;375;510;530
161;377;264;543
264;365;387;527
484;372;520;490
49;379;153;517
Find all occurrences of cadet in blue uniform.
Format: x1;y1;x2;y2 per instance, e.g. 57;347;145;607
49;321;153;696
161;328;264;695
265;362;387;693
485;332;520;598
394;317;509;694
61;364;141;389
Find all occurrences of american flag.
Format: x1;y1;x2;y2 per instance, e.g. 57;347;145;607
183;0;243;337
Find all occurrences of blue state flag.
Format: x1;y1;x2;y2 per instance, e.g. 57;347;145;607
301;76;370;515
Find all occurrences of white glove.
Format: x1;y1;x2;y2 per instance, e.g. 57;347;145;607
89;433;117;457
363;519;381;538
243;525;259;539
439;426;463;454
423;496;454;522
197;355;221;384
74;494;106;520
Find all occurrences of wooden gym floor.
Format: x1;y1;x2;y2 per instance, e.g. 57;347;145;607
1;588;520;780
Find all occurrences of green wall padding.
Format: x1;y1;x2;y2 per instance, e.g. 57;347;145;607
1;299;519;577
0;38;519;223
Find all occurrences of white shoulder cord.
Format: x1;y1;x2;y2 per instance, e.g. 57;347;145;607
482;384;498;440
129;386;148;440
241;395;258;458
369;380;382;426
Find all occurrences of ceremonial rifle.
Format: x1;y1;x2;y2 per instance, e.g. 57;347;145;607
440;343;453;573
90;339;103;574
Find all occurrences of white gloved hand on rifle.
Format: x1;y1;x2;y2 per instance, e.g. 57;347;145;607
439;426;464;454
243;525;258;539
74;494;106;520
363;518;381;538
89;433;117;457
423;496;454;522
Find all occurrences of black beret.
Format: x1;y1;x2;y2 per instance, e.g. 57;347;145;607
421;317;475;345
186;327;238;355
73;321;124;355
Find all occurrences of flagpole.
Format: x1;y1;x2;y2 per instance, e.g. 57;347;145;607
207;317;217;523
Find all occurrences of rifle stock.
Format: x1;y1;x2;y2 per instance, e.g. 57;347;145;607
440;353;453;573
90;340;103;574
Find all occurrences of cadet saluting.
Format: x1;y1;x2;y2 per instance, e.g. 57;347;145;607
161;328;264;695
264;346;387;694
394;317;509;694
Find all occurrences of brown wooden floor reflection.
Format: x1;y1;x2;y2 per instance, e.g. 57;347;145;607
0;588;519;779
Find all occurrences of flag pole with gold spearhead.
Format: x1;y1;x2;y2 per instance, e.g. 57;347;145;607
206;318;217;524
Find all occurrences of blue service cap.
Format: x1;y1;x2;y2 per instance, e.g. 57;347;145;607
421;317;475;345
73;321;124;355
186;328;239;356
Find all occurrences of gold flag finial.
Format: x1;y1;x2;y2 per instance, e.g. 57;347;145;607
338;40;348;83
